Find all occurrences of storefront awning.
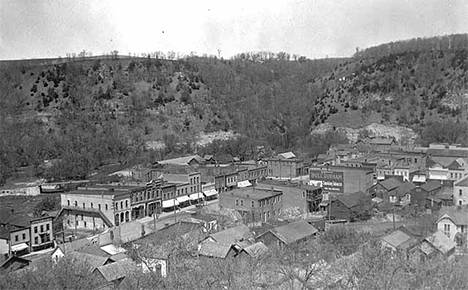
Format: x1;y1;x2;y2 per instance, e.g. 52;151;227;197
203;189;218;197
11;243;28;252
189;193;203;201
162;199;180;208
177;195;191;203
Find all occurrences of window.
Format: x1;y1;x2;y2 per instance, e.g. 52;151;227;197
91;202;93;209
235;199;239;206
99;204;101;210
126;200;128;208
22;233;26;240
240;200;244;206
461;225;466;233
82;203;85;209
444;224;451;237
84;221;87;227
115;203;118;210
302;192;306;198
15;235;18;242
460;189;463;196
34;226;38;233
74;201;78;207
67;200;70;206
46;224;50;231
459;200;463;206
121;201;123;209
34;237;38;244
40;225;44;232
251;201;254;207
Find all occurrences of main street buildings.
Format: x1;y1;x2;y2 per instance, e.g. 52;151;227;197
58;172;203;230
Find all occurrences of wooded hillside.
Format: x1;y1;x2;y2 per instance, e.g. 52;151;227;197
1;34;467;184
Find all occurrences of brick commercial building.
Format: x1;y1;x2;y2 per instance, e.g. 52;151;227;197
309;165;374;195
266;156;306;179
219;187;283;225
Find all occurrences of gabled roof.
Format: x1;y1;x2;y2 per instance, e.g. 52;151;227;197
156;155;203;166
95;259;138;282
278;152;297;159
208;224;253;245
437;206;468;225
336;191;368;208
379;177;403;191
447;159;463;170
268;220;318;245
381;230;413;249
77;244;110;257
420;180;442;192
68;252;110;271
455;176;468;187
241;242;269;258
424;231;456;255
389;182;416;197
57;238;93;254
198;241;233;258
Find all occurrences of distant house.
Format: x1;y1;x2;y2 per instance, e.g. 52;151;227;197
204;155;216;164
409;180;442;208
198;224;254;259
388;182;416;205
202;224;253;246
368;177;403;200
154;155;204;167
454;177;468;206
409;231;456;262
437;206;468;246
368;137;397;152
328;191;372;221
381;229;417;253
257;220;318;250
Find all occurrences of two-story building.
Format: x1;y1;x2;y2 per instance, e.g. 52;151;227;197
219;187;283;225
437;205;468;246
0;214;54;258
266;154;306;180
454;177;468;206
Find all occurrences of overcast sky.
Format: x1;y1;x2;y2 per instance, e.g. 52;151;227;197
1;0;467;60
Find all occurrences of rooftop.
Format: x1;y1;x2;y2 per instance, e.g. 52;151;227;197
379;177;403;191
336;191;368;208
455;176;468;187
226;187;283;200
95;259;139;282
389;182;416;197
381;230;413;249
268;220;318;245
420;180;442;192
208;224;253;246
438;206;468;225
424;231;456;255
156;155;204;166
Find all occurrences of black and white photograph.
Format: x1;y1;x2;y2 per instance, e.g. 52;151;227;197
1;0;468;288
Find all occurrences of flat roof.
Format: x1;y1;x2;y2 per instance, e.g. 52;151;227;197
227;187;282;200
